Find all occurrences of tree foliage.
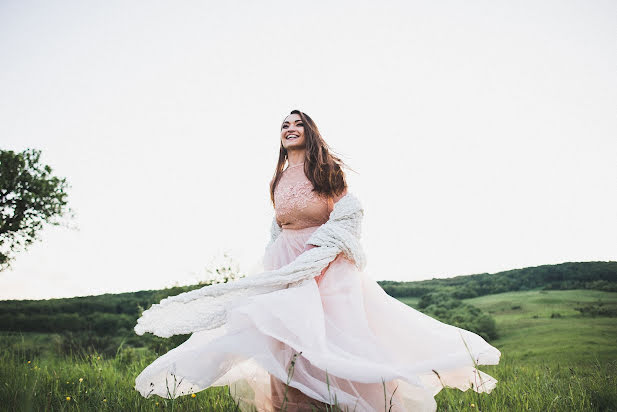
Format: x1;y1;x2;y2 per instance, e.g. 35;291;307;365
0;148;72;270
379;261;617;299
417;291;499;341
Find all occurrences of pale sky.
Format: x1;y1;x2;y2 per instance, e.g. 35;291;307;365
1;0;615;300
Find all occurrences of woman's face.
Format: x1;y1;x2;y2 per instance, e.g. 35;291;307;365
280;113;306;150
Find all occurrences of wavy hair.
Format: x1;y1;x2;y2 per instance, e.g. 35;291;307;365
269;109;349;206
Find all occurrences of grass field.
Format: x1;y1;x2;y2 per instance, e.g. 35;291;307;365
465;289;617;365
1;289;615;411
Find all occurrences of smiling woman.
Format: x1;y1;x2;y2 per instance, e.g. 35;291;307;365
133;109;501;412
271;111;347;231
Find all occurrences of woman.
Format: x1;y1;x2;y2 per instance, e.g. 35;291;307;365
134;110;501;411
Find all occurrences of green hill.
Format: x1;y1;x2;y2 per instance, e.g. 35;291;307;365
1;261;616;410
0;261;615;357
378;260;617;298
465;289;617;365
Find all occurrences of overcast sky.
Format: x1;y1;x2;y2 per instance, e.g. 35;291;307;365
1;0;615;300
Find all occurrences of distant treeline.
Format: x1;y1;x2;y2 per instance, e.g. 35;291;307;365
377;261;617;299
0;261;615;356
374;261;616;342
0;285;205;356
0;286;202;333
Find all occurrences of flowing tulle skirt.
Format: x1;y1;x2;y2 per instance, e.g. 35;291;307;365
135;225;501;411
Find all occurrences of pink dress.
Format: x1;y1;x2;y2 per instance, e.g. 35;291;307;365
134;163;501;412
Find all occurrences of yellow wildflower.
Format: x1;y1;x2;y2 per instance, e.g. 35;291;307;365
191;393;196;398
97;356;101;360
103;399;107;402
470;403;475;408
79;378;83;383
27;360;31;364
66;396;71;401
155;402;159;406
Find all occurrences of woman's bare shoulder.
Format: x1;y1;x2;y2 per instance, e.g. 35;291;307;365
332;187;348;205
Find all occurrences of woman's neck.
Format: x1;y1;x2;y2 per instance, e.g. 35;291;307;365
287;149;305;167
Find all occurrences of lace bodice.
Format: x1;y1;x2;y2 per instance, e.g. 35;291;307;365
274;163;334;229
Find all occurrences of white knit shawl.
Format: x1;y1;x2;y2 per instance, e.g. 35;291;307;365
134;192;366;338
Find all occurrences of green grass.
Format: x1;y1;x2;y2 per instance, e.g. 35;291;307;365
464;289;617;365
434;356;617;411
0;343;239;411
1;289;616;411
396;296;420;308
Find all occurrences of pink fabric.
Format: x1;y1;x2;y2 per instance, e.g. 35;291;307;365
248;226;499;411
274;163;334;230
264;225;329;287
261;226;410;411
133;166;501;411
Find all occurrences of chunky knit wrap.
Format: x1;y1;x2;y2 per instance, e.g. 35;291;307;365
134;193;366;338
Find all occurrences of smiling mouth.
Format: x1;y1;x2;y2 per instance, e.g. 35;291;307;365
286;134;299;140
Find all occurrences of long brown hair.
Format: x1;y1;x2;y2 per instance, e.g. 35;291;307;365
269;109;349;205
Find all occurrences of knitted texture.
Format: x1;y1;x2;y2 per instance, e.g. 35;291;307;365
134;192;366;338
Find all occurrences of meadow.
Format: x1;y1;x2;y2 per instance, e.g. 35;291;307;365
1;288;616;411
